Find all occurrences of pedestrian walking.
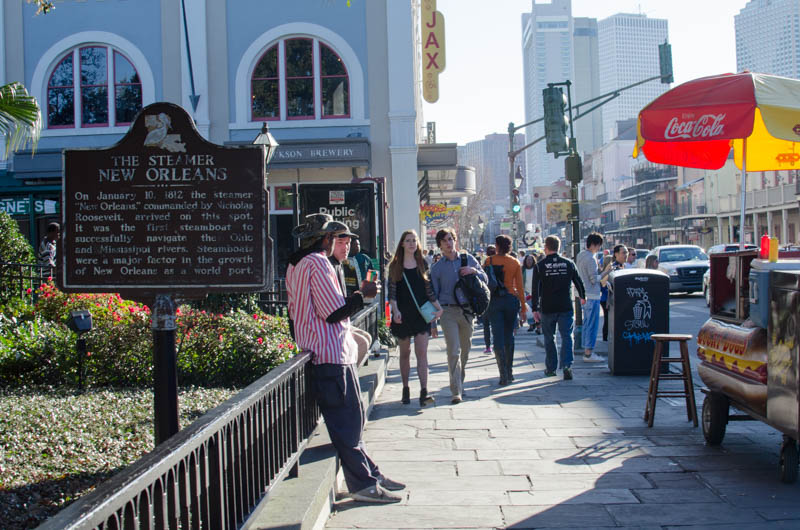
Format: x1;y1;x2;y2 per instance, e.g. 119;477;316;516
576;233;606;362
645;254;659;269
530;235;586;381
38;222;59;268
481;244;497;352
611;245;629;272
430;228;487;404
387;230;443;407
599;255;613;341
484;235;527;385
286;213;405;503
521;253;537;333
624;247;637;268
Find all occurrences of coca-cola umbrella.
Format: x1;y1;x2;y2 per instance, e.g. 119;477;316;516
633;72;800;245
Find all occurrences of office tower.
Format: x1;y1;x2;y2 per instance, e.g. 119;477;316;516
573;17;602;156
736;0;800;78
521;0;573;188
598;13;669;143
460;133;526;206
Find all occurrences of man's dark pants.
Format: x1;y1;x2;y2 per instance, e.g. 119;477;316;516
541;311;575;373
312;362;380;492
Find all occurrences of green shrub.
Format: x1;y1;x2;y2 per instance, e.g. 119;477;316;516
0;210;36;304
0;281;298;388
0;313;75;386
176;307;296;387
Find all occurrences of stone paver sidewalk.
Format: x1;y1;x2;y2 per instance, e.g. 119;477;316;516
325;323;799;529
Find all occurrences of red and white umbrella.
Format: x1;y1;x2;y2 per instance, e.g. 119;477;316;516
633;72;800;244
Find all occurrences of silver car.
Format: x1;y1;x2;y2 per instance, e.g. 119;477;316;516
650;245;709;293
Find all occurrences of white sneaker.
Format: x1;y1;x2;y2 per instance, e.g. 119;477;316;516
582;353;605;362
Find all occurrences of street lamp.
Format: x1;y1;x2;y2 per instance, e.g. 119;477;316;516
253;122;279;167
514;166;524;189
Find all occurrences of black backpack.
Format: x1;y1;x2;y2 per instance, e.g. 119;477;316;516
454;253;490;317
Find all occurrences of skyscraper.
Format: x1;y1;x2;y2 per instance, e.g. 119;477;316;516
736;0;800;79
521;0;574;189
573;17;603;156
459;133;527;206
597;13;669;143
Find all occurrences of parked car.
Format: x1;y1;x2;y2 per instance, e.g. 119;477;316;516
649;245;709;293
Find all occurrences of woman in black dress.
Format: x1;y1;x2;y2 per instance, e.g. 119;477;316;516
388;230;443;406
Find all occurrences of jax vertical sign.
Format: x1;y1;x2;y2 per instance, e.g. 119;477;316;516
422;0;446;103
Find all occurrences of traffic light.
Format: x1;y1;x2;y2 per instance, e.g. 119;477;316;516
511;188;521;213
565;152;583;185
659;41;673;84
543;86;569;154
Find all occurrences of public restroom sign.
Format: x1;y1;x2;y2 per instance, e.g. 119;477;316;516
60;102;268;295
422;0;446;103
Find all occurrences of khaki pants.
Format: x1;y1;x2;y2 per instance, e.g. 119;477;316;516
439;306;474;397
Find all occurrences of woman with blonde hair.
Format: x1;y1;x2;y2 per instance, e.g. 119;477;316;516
388;230;443;406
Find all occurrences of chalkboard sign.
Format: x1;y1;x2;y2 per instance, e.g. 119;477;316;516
61;102;267;295
607;269;670;375
299;184;376;258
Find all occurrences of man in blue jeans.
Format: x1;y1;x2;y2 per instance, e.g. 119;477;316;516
531;235;586;380
576;232;606;362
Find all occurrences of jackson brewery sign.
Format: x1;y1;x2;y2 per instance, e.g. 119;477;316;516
61;102;268;294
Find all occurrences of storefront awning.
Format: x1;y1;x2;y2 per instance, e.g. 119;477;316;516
417;143;475;199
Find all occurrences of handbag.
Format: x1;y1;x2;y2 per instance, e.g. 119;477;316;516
402;272;437;323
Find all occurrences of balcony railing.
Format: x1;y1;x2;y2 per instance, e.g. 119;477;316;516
633;164;677;183
711;183;798;213
597;192;609;203
652;214;678;229
620;214;651;229
604;220;619;231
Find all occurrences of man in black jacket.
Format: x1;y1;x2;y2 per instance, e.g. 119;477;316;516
531;235;586;380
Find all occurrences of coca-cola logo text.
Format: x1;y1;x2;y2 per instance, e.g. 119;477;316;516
664;114;726;140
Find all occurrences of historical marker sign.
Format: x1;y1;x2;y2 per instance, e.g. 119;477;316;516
61;102;267;294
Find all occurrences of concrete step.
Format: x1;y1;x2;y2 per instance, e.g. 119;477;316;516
242;349;389;530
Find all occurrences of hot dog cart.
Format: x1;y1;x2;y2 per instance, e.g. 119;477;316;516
697;250;800;483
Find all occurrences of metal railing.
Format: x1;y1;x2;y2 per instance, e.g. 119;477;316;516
258;279;288;316
0;262;54;301
38;351;319;530
352;299;381;348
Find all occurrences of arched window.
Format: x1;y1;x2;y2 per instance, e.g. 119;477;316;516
47;46;142;128
250;37;350;121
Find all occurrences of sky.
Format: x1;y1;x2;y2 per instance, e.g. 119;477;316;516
422;0;749;146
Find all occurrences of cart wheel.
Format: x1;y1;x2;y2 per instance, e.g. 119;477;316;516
779;439;798;484
702;393;728;445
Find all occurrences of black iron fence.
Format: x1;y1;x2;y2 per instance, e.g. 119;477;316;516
258;279;288;316
37;352;319;530
35;301;383;529
0;262;54;300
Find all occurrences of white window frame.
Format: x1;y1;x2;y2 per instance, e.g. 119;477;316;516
31;31;156;137
233;22;366;130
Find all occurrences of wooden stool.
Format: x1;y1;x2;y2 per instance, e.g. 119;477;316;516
643;333;698;428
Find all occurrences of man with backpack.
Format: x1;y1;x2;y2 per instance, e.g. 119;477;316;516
430;228;487;404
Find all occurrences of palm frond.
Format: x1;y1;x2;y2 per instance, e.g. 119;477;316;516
0;82;42;159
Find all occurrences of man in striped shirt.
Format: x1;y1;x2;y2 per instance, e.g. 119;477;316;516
286;213;404;504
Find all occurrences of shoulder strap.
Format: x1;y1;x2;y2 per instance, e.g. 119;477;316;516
460;252;467;267
402;272;424;312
